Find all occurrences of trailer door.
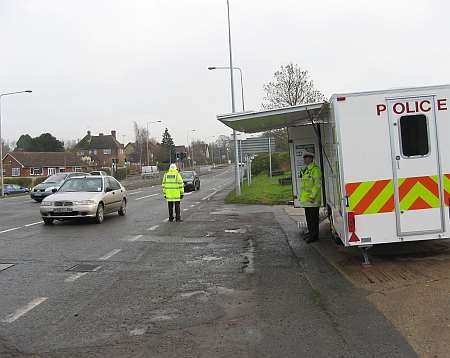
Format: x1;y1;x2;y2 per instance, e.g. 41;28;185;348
387;96;444;236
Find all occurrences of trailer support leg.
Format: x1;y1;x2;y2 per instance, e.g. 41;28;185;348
360;246;372;266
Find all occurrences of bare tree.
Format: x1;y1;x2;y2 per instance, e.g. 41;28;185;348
261;63;324;151
262;63;324;109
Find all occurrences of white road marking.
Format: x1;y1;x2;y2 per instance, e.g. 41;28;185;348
130;327;147;336
201;190;219;201
195;202;201;204
0;227;20;234
183;209;189;212
163;218;169;222
128;191;143;196
2;297;48;323
190;204;195;207
24;221;42;227
135;193;159;201
147;225;159;231
65;272;88;282
129;234;143;242
184;192;193;196
98;249;122;260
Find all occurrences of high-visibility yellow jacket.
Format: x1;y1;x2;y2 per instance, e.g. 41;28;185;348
162;168;184;202
299;163;322;207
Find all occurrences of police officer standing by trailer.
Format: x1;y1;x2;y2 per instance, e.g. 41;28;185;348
162;163;185;222
299;152;322;243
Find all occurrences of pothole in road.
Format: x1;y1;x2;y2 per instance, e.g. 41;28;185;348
241;237;255;274
180;290;208;298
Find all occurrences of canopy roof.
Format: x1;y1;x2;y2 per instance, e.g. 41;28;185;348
217;102;328;133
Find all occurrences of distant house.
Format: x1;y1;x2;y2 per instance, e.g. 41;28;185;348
75;130;125;167
2;152;90;177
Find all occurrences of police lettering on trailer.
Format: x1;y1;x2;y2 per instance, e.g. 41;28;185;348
376;98;448;116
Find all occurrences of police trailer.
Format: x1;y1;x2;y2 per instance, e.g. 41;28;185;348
218;84;450;263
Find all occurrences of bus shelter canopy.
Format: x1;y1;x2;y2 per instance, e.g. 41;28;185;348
217;102;328;133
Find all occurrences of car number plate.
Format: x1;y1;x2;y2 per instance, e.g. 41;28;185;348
53;208;72;213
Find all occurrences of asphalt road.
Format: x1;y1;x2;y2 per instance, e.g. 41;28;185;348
0;166;416;357
0;167;234;357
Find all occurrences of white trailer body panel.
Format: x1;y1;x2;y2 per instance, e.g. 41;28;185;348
332;85;450;246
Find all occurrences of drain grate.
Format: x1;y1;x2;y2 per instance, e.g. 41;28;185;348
0;264;14;272
66;264;101;272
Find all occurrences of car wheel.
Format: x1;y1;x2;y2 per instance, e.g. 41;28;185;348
43;218;54;225
95;203;105;224
118;199;127;216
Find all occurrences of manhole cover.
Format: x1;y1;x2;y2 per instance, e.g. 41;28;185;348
0;264;14;272
66;264;101;272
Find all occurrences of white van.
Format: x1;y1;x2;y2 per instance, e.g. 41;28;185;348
141;166;159;179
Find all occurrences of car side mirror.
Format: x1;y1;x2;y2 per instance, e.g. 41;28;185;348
105;187;113;193
52;188;58;193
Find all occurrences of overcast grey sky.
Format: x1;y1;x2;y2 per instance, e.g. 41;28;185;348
1;0;449;146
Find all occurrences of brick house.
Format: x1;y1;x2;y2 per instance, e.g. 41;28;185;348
2;152;90;177
75;130;125;167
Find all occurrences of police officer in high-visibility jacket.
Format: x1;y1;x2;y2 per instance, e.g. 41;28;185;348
162;163;185;222
299;152;322;243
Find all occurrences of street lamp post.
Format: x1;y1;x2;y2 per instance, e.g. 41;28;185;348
187;129;196;169
208;66;245;112
146;120;162;166
0;90;32;197
226;0;240;195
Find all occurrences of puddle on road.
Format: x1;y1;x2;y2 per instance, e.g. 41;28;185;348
225;228;247;234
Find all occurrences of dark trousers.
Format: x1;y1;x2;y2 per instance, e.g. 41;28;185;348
305;207;320;240
168;201;181;221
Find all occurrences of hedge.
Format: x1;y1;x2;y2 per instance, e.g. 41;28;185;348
4;176;46;188
251;152;290;176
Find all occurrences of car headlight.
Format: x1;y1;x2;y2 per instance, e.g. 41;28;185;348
41;201;53;206
73;200;96;205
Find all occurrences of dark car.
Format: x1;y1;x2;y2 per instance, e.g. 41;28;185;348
31;172;90;202
2;184;30;196
181;171;200;191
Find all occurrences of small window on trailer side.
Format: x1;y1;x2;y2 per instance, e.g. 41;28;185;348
399;114;430;157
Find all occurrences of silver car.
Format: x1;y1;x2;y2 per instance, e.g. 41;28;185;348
40;175;127;225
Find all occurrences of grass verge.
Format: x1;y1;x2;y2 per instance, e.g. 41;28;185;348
225;174;293;205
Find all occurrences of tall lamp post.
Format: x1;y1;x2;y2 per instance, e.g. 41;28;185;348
208;66;245;112
0;90;32;197
226;0;240;195
146;120;162;166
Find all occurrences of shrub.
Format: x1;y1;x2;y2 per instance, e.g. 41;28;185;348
4;176;46;188
113;167;128;181
251;152;290;176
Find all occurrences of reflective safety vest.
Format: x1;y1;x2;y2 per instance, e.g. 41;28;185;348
162;169;184;202
299;163;322;207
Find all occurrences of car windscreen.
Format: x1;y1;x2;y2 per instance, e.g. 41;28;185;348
43;174;67;184
181;172;194;178
59;178;103;192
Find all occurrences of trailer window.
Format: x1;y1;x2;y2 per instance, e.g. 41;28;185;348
399;114;429;157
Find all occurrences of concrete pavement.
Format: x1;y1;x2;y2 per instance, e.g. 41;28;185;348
0;167;416;357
